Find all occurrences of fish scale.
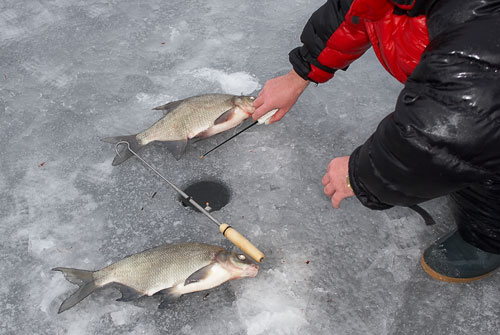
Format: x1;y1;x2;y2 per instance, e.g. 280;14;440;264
96;243;224;293
104;93;255;163
53;242;258;313
137;94;237;144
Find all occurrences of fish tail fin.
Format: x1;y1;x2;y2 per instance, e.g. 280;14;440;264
101;134;143;166
52;267;98;314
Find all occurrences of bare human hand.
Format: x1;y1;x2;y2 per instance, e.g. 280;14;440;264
322;156;355;208
253;69;309;123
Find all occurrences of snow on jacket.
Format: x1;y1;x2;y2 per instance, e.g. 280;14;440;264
290;0;500;210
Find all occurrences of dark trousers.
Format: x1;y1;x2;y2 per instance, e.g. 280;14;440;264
450;180;500;254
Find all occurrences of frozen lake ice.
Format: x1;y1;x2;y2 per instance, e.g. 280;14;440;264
1;0;499;334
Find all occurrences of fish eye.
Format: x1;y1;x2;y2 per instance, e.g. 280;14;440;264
237;254;246;261
249;96;255;101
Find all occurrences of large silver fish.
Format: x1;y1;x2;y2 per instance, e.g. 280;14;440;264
53;242;259;313
103;94;256;165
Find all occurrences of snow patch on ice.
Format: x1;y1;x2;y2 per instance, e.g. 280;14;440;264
136;92;176;108
110;309;131;326
91;161;114;177
181;324;192;334
170;27;181;41
239;146;292;175
17;165;83;213
224;32;245;41
40;274;70;314
358;245;419;283
189;68;260;95
61;304;144;335
247;308;307;335
236;268;309;335
29;237;56;255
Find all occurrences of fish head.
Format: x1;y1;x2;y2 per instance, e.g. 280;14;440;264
232;96;256;117
216;250;259;279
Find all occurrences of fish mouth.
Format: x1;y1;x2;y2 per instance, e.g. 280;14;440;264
247;264;259;277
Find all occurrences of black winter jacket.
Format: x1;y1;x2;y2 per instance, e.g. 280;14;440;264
344;1;499;209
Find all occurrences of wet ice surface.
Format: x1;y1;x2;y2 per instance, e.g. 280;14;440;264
1;0;499;334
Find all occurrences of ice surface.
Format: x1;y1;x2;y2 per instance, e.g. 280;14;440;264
192;68;260;95
1;0;499;334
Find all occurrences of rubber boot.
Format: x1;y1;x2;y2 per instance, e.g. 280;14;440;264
421;230;500;283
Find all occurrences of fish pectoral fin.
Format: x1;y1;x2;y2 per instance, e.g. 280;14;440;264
165;140;188;160
152;100;184;115
190;136;206;143
156;287;182;309
184;264;215;286
192;129;212;139
113;283;145;302
231;118;252;134
193;108;239;139
214;107;237;125
232;120;246;133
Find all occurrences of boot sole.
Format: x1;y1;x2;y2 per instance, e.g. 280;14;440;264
420;254;495;283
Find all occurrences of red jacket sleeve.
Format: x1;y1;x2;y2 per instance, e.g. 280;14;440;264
289;0;371;83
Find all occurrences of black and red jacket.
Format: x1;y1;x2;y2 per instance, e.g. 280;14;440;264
290;0;429;84
290;0;500;213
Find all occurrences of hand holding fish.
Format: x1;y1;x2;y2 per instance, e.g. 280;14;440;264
253;69;309;124
322;156;355;208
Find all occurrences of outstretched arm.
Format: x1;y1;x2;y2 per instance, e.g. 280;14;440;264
254;0;371;122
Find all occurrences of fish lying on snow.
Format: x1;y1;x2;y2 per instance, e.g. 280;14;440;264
103;94;256;165
53;242;259;313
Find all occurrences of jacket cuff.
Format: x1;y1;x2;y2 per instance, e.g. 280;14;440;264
289;47;336;83
349;146;393;210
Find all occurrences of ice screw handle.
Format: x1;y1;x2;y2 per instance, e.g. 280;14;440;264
219;223;265;263
257;109;278;125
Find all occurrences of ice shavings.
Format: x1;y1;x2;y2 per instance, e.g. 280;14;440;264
189;68;261;95
110;309;131;326
181;325;192;334
16;163;92;219
62;304;144;335
40;274;70;314
169;27;181;42
136;92;176;109
235;268;309;335
29;238;56;255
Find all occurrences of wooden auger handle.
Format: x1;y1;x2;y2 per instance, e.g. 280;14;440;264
219;224;265;263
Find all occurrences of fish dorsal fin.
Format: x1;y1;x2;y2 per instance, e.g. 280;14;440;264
152;100;184;115
113;283;144;302
213;107;236;125
184;263;215;286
